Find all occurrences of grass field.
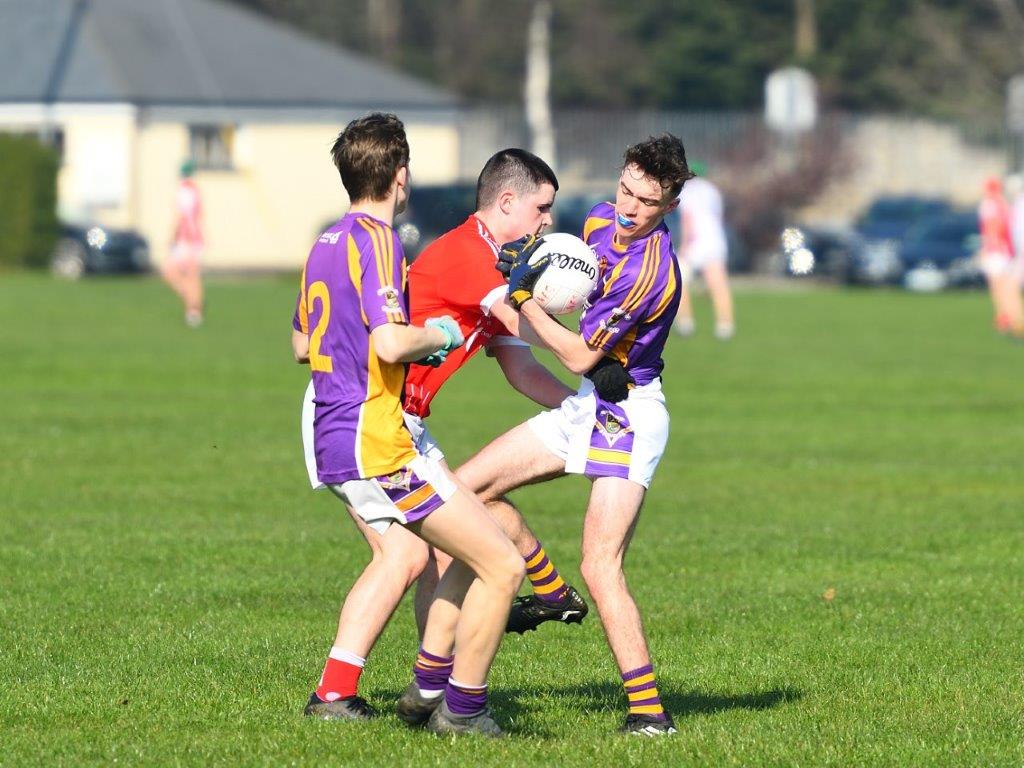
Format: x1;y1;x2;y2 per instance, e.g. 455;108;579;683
2;273;1023;766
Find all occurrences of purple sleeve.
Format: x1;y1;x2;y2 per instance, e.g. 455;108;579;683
354;223;408;331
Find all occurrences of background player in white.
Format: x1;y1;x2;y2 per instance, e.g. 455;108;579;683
673;161;735;340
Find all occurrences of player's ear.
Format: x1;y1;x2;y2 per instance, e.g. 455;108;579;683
663;197;680;214
395;165;409;191
498;189;515;215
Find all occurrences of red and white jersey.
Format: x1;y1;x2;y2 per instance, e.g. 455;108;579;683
403;215;524;418
979;192;1012;258
174;179;204;247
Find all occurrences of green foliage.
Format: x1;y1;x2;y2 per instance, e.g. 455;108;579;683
228;0;1024;126
2;275;1024;765
0;134;59;269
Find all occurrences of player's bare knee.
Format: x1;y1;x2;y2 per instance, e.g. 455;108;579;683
382;536;429;586
580;553;619;594
494;543;526;596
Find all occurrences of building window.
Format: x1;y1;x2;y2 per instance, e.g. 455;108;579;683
189;124;234;170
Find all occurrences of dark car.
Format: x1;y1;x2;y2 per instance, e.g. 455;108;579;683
50;223;150;279
898;212;983;291
848;196;953;284
393;183;477;259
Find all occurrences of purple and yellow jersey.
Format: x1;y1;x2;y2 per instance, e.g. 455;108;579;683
292;213;417;484
578;202;681;386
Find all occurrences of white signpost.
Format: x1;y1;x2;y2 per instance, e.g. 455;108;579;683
765;67;818;134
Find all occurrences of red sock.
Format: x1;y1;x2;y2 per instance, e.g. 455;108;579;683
315;648;365;701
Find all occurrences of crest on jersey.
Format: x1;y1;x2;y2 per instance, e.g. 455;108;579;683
377;285;402;313
595;408;632;447
597;306;630;336
380;467;413;492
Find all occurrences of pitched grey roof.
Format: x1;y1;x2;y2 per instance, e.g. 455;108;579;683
0;0;457;109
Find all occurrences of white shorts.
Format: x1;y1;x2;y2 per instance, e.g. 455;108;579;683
300;381;455;533
402;412;445;463
684;245;727;272
527;378;669;488
980;252;1014;278
170;243;203;264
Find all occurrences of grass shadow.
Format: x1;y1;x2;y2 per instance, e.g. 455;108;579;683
503;681;802;719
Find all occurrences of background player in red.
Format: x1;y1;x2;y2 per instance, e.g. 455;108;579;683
162;160;205;328
978;176;1024;337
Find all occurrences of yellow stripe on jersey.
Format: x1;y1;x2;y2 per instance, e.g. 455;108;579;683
615;238;653;318
583;215;613;243
609;326;638;367
587;257;632;348
647;250;679;323
359;217;405;323
587;447;631;465
622;234;661;314
347;236;370;326
359;323;417;478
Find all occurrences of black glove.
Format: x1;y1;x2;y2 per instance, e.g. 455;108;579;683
499;235;549;310
587;357;634;403
496;234;542;281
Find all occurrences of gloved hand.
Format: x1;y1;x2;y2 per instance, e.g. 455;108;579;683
426;315;464;352
587;356;634;403
496;234;541;280
415;316;463;367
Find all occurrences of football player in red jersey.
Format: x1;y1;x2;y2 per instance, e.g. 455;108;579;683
394;150;594;729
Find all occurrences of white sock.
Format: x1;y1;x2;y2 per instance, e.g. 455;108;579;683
328;647;366;667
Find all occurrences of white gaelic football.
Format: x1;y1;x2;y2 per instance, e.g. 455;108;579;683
528;233;599;315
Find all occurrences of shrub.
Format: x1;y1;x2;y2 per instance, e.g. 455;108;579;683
0;134;59;269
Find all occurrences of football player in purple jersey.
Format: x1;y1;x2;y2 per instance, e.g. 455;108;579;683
425;135;694;736
291;113;523;736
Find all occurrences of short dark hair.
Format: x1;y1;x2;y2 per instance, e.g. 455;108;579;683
475;148;559;210
622;134;694;199
331;113;410;202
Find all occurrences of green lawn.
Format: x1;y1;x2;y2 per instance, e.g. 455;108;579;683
1;274;1022;766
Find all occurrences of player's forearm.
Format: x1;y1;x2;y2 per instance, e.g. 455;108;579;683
292;328;310;364
512;361;575;408
371;323;447;364
520;300;602;375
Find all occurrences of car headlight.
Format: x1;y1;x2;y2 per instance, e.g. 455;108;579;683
86;226;108;249
788;247;815;275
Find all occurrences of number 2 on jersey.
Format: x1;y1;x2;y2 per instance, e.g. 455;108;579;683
307;280;334;373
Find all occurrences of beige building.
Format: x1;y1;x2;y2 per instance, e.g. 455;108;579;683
0;0;460;270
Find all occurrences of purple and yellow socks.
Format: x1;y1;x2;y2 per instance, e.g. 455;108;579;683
622;664;666;720
524;542;568;603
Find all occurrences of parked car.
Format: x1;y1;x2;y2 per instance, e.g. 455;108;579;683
848;196;953;285
50;223;150;279
393;183;477;259
898;212;983;291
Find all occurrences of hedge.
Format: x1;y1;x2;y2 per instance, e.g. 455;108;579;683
0;134;59;269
